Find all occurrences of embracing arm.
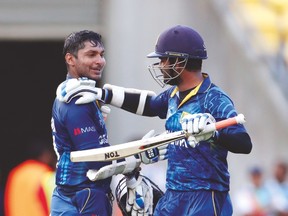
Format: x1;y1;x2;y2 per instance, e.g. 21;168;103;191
56;78;165;117
103;84;157;116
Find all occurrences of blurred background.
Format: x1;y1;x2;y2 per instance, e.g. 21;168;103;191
1;0;288;215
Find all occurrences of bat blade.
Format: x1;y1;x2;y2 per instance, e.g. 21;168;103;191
70;114;246;162
70;130;186;162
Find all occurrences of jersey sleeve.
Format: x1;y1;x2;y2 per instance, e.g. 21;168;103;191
145;88;172;119
204;87;252;153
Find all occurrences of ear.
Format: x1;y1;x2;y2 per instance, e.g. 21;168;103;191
65;53;75;66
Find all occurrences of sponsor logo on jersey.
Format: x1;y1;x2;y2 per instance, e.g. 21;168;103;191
73;126;96;136
166;130;190;148
171;138;189;148
99;134;108;145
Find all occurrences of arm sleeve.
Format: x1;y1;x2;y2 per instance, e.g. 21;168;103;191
215;131;252;153
103;84;169;118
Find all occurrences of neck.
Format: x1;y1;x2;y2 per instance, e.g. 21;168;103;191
178;71;203;91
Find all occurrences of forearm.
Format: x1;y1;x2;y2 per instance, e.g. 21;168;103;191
215;132;252;153
57;79;158;116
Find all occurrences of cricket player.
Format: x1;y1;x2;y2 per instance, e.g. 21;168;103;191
57;25;253;215
51;30;159;216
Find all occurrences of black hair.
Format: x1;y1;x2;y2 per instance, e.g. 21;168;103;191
185;58;202;71
63;30;104;57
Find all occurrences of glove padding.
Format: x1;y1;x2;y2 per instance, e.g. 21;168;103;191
126;175;153;216
86;156;141;181
139;130;168;164
56;77;103;104
181;113;216;148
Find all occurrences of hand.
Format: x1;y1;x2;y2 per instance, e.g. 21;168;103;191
86;156;141;181
139;130;168;164
126;175;153;216
56;77;103;104
181;113;216;147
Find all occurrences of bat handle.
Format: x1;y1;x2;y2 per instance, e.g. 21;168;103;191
202;114;246;134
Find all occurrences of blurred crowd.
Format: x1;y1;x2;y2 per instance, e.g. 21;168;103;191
233;161;288;216
228;0;288;98
230;0;288;59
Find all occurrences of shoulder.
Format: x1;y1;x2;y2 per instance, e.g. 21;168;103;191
54;97;98;121
202;85;239;119
205;85;234;104
204;86;233;104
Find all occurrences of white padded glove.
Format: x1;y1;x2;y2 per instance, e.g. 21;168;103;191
86;156;141;181
139;130;168;164
181;113;216;148
101;105;110;121
56;77;103;104
126;175;153;216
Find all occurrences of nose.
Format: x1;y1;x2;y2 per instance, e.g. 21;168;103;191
94;54;106;66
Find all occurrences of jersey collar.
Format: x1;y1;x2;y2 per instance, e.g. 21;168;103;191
170;73;211;108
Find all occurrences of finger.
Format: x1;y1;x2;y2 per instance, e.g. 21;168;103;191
66;79;80;92
144;180;153;214
60;82;67;94
79;78;96;87
193;115;201;134
56;81;67;99
142;130;155;139
143;188;149;213
158;147;168;154
158;143;168;150
158;144;168;160
198;114;209;131
126;189;134;212
132;206;144;216
75;93;96;104
147;192;153;216
135;190;145;209
187;117;194;134
143;192;151;213
128;188;135;205
131;207;138;216
181;118;188;132
134;208;144;216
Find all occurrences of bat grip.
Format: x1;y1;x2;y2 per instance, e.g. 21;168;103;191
202;114;246;134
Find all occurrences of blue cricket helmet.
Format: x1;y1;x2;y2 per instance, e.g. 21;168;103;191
147;25;207;59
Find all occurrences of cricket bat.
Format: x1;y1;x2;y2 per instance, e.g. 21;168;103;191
70;114;245;162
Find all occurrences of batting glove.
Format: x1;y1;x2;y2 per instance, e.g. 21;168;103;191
181;113;216;148
56;77;104;104
139;130;168;164
126;174;153;216
86;155;141;181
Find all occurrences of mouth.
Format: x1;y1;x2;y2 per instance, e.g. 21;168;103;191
91;68;102;74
